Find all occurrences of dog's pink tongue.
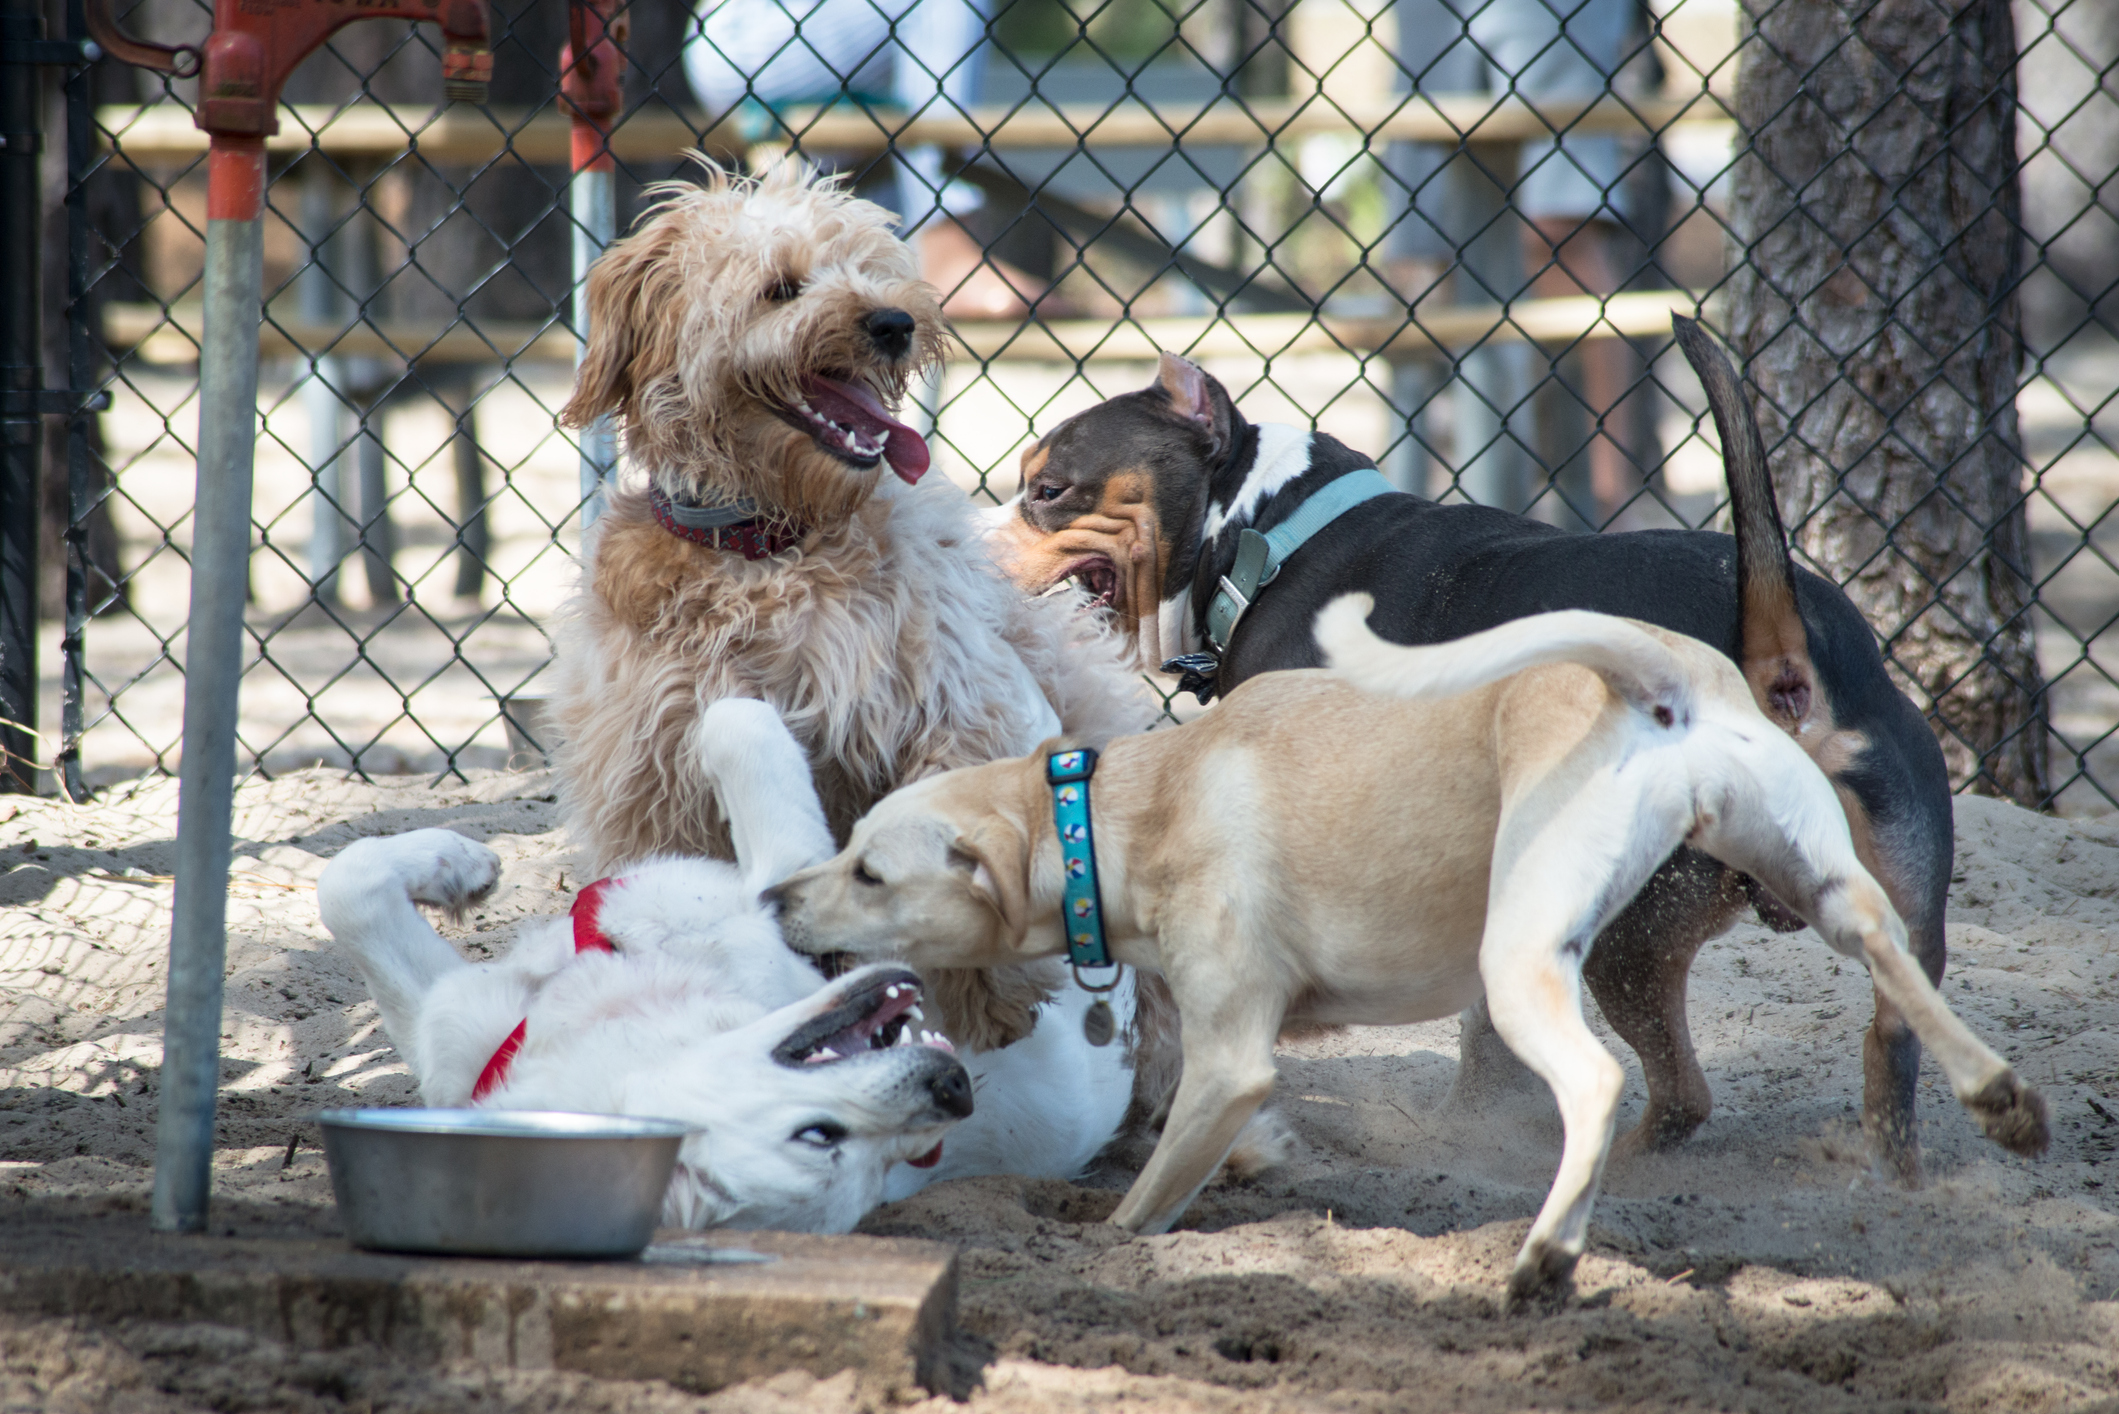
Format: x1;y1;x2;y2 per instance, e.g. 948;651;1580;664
907;1142;943;1169
801;374;930;484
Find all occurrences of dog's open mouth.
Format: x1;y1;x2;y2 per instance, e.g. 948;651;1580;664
1056;554;1122;613
775;373;932;484
1068;555;1122;612
774;967;955;1067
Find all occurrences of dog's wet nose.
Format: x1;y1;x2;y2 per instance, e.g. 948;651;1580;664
864;308;916;360
928;1061;973;1119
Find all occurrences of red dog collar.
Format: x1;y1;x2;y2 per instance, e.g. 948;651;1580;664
470;876;621;1100
649;484;801;560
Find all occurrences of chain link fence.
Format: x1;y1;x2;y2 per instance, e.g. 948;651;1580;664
30;0;2119;811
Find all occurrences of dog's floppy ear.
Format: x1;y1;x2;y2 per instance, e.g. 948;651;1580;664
950;820;1029;948
559;218;678;429
694;698;837;893
1150;351;1237;463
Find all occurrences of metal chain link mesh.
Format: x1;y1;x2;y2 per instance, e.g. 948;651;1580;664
48;0;2119;813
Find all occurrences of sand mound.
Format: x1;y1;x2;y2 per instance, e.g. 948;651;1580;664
2;772;2115;1412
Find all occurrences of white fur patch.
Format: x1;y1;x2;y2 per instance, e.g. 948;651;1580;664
1158;585;1197;658
1202;424;1315;543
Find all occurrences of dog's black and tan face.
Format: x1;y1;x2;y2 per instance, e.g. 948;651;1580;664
559;159;949;529
988;355;1245;661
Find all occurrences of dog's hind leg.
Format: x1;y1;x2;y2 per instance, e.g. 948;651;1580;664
1480;894;1628;1304
1832;745;1954;1186
1692;732;2049;1163
1478;764;1690;1303
1586;849;1748;1158
317;830;500;1075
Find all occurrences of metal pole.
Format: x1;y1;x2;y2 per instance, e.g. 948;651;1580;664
0;0;45;794
563;0;621;528
299;158;348;603
572;161;615;526
59;0;93;804
152;133;265;1234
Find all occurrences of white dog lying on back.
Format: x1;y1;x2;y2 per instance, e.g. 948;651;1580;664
318;698;1137;1232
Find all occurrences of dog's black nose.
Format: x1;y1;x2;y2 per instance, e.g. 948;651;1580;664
864;307;916;359
928;1061;974;1119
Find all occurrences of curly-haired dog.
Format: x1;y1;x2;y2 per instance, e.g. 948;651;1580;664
551;159;1153;1053
770;602;2047;1300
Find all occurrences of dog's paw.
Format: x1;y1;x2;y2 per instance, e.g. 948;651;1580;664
1965;1070;2050;1158
1505;1241;1581;1310
326;829;502;920
1220;1106;1296;1180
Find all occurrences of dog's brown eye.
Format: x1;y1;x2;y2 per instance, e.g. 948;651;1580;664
853;861;881;887
766;276;803;302
1035;484;1064;502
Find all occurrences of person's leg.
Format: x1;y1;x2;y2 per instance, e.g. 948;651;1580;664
1522;212;1634;521
1472;0;1641;523
880;0;1052;317
685;0;890;112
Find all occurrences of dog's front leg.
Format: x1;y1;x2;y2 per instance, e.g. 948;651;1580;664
1108;951;1282;1235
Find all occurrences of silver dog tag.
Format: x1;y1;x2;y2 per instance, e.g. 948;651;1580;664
1083;998;1116;1047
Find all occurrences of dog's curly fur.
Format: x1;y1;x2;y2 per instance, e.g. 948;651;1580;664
550;159;1154;1051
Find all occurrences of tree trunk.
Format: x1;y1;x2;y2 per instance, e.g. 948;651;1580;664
1725;0;2049;805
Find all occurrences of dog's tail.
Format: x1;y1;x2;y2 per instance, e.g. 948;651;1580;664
1316;595;1695;726
1672;315;1820;735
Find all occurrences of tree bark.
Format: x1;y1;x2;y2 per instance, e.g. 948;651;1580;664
1725;0;2048;805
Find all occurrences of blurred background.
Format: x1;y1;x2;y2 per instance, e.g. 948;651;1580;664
18;0;2119;811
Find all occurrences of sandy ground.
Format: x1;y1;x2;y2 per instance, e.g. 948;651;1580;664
1;768;2115;1411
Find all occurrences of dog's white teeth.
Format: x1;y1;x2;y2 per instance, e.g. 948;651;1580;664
907;1003;923;1021
885;984;902;999
810;1047;840;1063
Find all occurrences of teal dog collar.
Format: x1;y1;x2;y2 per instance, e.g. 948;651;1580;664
1202;466;1396;657
1046;746;1122;1046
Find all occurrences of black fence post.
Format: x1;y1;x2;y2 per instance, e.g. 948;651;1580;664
0;0;45;794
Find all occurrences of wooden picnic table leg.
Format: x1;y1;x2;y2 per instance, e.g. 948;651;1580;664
438;366;490;600
339;163;398;607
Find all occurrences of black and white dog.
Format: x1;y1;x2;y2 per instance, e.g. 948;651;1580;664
990;318;1954;1184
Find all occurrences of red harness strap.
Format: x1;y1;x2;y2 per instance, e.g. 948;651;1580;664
571;877;618;954
470;1020;526;1102
469;877;620;1101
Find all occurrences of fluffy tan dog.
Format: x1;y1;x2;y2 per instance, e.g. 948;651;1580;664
551;159;1152;1049
770;599;2048;1300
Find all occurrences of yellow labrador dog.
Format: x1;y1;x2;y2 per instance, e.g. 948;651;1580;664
771;596;2048;1300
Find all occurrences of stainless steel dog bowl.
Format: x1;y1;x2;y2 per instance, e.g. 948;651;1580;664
319;1109;686;1258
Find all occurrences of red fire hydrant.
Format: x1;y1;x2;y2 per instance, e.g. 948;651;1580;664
86;0;493;1236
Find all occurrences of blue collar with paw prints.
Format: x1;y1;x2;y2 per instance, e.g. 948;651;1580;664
1045;747;1111;970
